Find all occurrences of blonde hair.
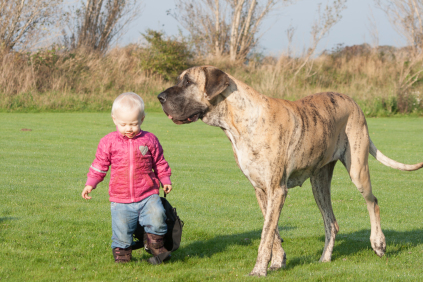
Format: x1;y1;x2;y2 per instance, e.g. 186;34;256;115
111;92;145;118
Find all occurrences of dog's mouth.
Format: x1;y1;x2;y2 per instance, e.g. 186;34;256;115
164;110;202;125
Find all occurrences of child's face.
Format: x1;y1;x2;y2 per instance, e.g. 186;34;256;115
112;109;144;138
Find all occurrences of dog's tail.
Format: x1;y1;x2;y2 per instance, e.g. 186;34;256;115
369;139;423;171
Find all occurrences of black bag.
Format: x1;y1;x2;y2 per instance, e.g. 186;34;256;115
132;196;184;253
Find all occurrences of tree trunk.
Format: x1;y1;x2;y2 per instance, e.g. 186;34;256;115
229;0;244;61
214;0;221;56
238;0;256;58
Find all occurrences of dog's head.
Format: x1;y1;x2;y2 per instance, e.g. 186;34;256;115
157;66;230;124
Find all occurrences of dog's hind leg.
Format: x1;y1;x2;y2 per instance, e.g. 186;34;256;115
255;188;286;271
269;228;286;270
344;128;386;257
310;161;339;262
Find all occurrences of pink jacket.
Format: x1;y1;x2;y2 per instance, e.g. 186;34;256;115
86;130;171;203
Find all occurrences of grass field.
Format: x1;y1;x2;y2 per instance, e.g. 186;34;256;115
1;112;423;281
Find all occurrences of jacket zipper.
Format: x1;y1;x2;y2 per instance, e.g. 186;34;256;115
129;139;135;202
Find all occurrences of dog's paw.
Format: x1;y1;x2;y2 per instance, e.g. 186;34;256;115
249;267;267;277
269;253;286;271
371;236;386;257
268;264;285;271
319;255;332;262
373;243;386;257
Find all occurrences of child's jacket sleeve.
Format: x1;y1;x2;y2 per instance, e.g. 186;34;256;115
150;135;172;185
85;137;111;188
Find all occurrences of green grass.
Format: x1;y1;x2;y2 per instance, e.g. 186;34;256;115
2;91;423;118
1;113;423;281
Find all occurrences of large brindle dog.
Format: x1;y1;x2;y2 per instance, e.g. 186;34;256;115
157;66;423;276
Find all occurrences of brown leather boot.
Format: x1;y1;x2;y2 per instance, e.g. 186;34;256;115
146;233;171;265
112;247;132;263
143;232;151;254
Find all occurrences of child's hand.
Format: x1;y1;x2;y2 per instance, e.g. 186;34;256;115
82;185;94;200
163;184;172;194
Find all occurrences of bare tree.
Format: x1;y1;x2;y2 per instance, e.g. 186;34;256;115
367;5;380;49
293;0;347;77
64;0;141;53
375;0;423;52
228;0;280;61
170;0;230;57
172;0;292;61
375;0;423;112
0;0;64;50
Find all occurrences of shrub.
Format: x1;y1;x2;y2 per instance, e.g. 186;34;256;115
139;29;193;81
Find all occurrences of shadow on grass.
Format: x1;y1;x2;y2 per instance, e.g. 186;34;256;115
138;226;423;269
0;217;18;242
139;226;295;262
333;228;423;257
0;216;18;224
133;229;264;263
132;225;296;263
285;228;423;269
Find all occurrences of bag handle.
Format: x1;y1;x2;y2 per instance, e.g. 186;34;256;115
162;183;167;198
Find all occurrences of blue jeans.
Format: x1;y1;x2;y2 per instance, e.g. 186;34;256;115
110;194;167;249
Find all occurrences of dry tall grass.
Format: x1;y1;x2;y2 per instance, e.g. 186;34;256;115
203;45;423;116
0;45;172;112
1;44;423;115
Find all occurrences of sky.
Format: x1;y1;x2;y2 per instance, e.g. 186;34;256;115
121;0;405;56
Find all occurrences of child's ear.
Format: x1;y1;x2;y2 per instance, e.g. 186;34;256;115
112;115;118;125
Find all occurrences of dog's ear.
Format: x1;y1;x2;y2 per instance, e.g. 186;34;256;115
203;67;229;100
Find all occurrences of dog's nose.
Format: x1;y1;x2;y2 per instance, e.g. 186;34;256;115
157;92;167;104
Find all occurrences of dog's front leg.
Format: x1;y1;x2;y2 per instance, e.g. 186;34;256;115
254;187;286;271
250;186;287;277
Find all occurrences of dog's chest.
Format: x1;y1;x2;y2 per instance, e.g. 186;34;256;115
224;129;264;187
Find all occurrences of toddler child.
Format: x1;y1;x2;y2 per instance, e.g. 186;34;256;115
81;92;172;263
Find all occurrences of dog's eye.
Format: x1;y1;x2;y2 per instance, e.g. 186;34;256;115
185;79;191;86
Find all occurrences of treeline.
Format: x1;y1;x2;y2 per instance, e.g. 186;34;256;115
1;0;423;116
